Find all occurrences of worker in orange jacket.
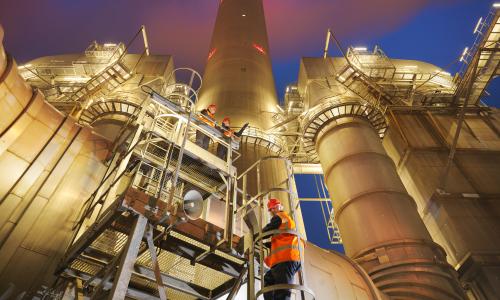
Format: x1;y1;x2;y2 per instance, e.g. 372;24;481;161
216;117;249;160
196;104;217;149
261;198;302;300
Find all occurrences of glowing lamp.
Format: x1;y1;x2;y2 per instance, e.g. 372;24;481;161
208;48;217;60
253;43;266;55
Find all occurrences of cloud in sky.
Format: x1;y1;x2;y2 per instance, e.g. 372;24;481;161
0;0;463;69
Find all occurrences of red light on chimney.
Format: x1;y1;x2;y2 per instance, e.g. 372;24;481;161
208;48;217;60
253;43;266;55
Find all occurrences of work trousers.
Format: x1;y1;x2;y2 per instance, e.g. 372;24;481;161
216;137;231;160
195;131;210;149
263;261;301;300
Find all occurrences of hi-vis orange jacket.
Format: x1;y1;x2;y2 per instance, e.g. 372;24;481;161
264;211;303;268
199;109;216;127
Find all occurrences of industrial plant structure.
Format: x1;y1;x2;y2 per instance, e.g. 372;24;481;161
0;0;499;299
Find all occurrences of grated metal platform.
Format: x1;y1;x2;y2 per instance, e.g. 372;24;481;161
57;196;246;300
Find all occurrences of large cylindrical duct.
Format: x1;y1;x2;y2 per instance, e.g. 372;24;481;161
304;100;465;299
0;24;110;296
198;0;303;230
197;0;278;129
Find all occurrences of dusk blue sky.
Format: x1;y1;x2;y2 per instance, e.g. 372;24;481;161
0;0;497;106
0;0;497;251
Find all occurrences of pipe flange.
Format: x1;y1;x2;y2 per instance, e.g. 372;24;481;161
301;98;388;161
79;99;149;126
239;126;286;155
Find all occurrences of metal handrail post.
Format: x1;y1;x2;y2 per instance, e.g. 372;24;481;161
167;97;195;206
285;159;307;299
247;227;256;300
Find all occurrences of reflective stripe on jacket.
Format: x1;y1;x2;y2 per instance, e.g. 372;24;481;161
199;109;216;127
264;211;302;268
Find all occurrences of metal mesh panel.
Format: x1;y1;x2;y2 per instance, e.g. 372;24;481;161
70;257;101;276
90;229;130;256
134;233;240;290
170;231;210;251
145;142;169;161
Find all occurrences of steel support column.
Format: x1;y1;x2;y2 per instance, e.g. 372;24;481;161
107;214;148;300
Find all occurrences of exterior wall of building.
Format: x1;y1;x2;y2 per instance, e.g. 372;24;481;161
0;25;111;297
383;109;500;298
298;56;466;299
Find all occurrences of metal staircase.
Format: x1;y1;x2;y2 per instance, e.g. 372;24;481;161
67;61;131;104
335;63;391;112
456;6;500;106
54;69;250;300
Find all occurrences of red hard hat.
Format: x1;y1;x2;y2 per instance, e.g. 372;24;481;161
222;117;230;123
208;104;217;109
267;198;281;210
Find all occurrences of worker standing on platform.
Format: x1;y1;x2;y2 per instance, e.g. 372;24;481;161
216;117;249;160
196;104;217;149
261;198;302;300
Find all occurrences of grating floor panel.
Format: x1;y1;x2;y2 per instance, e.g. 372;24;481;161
90;229;130;256
65;223;245;299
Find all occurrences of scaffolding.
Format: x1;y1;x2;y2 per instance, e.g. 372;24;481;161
51;64;313;299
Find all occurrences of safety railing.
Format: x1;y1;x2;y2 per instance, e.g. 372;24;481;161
68;130;173;246
70;67;241;248
234;156;315;300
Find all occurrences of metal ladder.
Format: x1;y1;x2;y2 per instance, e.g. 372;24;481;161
233;157;316;300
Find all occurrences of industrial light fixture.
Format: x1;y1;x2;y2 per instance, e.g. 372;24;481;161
253;43;266;54
473;17;483;34
435;70;451;76
493;3;500;8
459;47;469;62
242;14;246;17
104;43;117;47
208;48;217;60
353;47;367;51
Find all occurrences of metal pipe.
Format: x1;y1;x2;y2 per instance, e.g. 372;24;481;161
247;227;256;300
227;266;248;300
438;54;480;192
107;214;148;300
146;225;167;300
141;25;150;56
323;29;331;59
314;115;465;299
